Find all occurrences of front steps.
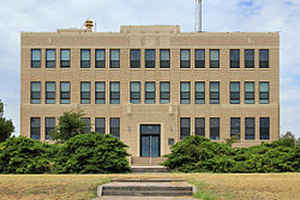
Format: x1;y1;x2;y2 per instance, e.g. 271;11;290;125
97;179;195;198
131;166;169;173
131;157;167;166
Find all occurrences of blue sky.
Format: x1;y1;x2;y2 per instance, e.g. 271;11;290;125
0;0;299;138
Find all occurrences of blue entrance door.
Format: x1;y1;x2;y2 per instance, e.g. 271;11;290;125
140;125;161;157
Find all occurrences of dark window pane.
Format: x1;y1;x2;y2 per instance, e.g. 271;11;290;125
45;117;55;140
195;118;205;137
81;118;91;134
160;82;170;104
180;82;191;104
210;118;220;140
259;49;269;68
95;82;105;104
231;118;241;139
160;49;170;68
31;82;41;104
130;49;141;68
110;118;120;139
245;82;255;104
245;118;255;140
195;49;205;68
245;49;254;68
130;82;141;104
46;82;56;104
110;49;120;68
110;82;120;104
95;49;106;68
230;82;240;104
195;82;205;104
230;49;240;68
210;49;219;68
260;117;270;140
31;49;41;68
46;49;56;68
31;117;40;140
60;82;70;104
95;118;105;134
145;49;155;68
145;82;155;104
80;82;91;104
180;49;190;68
210;82;219;104
259;82;269;104
80;49;90;68
180;118;190;140
60;49;70;68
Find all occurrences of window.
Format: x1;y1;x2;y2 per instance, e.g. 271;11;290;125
95;118;105;134
210;118;220;140
230;82;240;104
195;82;205;104
31;117;40;140
45;117;55;140
210;82;220;104
160;49;170;68
145;49;155;68
60;82;70;104
95;82;105;104
95;49;105;68
195;118;205;137
130;82;141;104
130;49;140;68
195;49;205;68
160;82;170;104
46;49;56;68
31;49;41;68
145;82;155;104
260;117;270;140
110;118;120;139
245;118;255;140
81;118;91;134
180;49;190;68
80;82;91;104
231;118;241;139
31;82;41;104
180;82;191;104
80;49;90;68
210;49;219;68
259;49;269;68
45;82;56;104
110;82;120;104
180;118;190;140
245;82;255;104
110;49;120;68
259;82;269;104
245;49;255;68
60;49;70;68
230;49;240;68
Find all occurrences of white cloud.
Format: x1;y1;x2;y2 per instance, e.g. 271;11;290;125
0;0;299;138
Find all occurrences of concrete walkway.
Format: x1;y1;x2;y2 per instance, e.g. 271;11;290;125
101;197;196;200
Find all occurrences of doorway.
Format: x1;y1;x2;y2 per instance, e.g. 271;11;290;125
140;125;161;157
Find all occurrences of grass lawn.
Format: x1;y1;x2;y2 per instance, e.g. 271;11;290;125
0;173;300;200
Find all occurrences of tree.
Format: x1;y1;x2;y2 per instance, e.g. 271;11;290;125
0;100;15;143
50;111;87;142
280;131;296;147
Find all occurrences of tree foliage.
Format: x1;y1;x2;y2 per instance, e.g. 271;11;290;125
50;111;87;142
0;99;15;143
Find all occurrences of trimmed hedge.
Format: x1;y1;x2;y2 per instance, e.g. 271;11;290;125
163;136;300;173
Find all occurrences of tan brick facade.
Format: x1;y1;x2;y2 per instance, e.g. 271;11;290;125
21;25;280;157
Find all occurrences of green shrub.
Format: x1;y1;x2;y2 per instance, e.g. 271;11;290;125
0;137;55;174
54;133;130;174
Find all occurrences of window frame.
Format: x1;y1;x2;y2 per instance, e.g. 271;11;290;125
245;82;255;104
209;49;220;68
46;49;56;68
130;81;141;104
60;49;71;68
110;118;120;139
145;49;156;68
245;49;255;68
260;117;270;140
180;82;191;104
145;82;156;104
230;49;240;68
95;118;106;134
95;49;106;68
180;49;191;68
195;118;205;137
259;49;269;68
80;118;91;134
45;117;55;140
160;49;170;68
259;82;270;104
230;82;240;104
245;117;255;140
110;49;120;68
160;82;170;104
80;49;91;68
195;49;205;68
130;49;141;68
209;82;220;104
45;81;56;104
60;81;71;104
230;117;241;139
210;117;220;140
31;49;41;68
110;82;120;104
80;82;91;104
95;82;106;104
195;81;205;104
180;118;191;140
30;117;41;140
31;81;41;104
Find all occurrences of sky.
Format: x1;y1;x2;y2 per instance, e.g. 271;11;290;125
0;0;299;138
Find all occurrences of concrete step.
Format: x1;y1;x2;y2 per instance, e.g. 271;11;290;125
131;166;169;173
99;182;193;197
131;157;167;166
111;179;185;183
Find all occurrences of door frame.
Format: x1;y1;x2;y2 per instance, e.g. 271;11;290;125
139;124;161;157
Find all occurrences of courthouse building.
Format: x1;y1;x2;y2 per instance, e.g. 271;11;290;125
20;24;280;159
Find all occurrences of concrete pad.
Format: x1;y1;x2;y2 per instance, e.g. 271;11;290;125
102;197;196;200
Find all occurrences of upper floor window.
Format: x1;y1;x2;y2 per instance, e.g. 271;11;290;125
60;82;71;104
230;82;240;104
95;82;105;104
195;49;205;68
180;49;190;68
245;82;255;104
245;117;255;140
259;49;269;68
30;117;41;140
31;82;41;104
231;118;241;139
45;117;55;140
110;118;120;139
160;49;170;68
60;49;70;68
245;49;255;68
230;49;240;68
145;49;155;68
210;117;220;140
95;49;106;68
81;118;91;134
210;49;219;68
195;118;205;137
45;82;56;104
180;82;191;104
95;118;105;134
180;118;190;140
195;82;205;104
110;49;120;68
260;117;270;140
130;82;141;104
145;82;156;104
46;49;56;68
80;82;91;104
110;82;120;104
130;49;141;68
31;49;41;68
160;82;170;104
259;82;269;104
80;49;90;68
209;82;220;104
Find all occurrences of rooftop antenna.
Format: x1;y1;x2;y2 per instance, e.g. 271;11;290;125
194;0;203;32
